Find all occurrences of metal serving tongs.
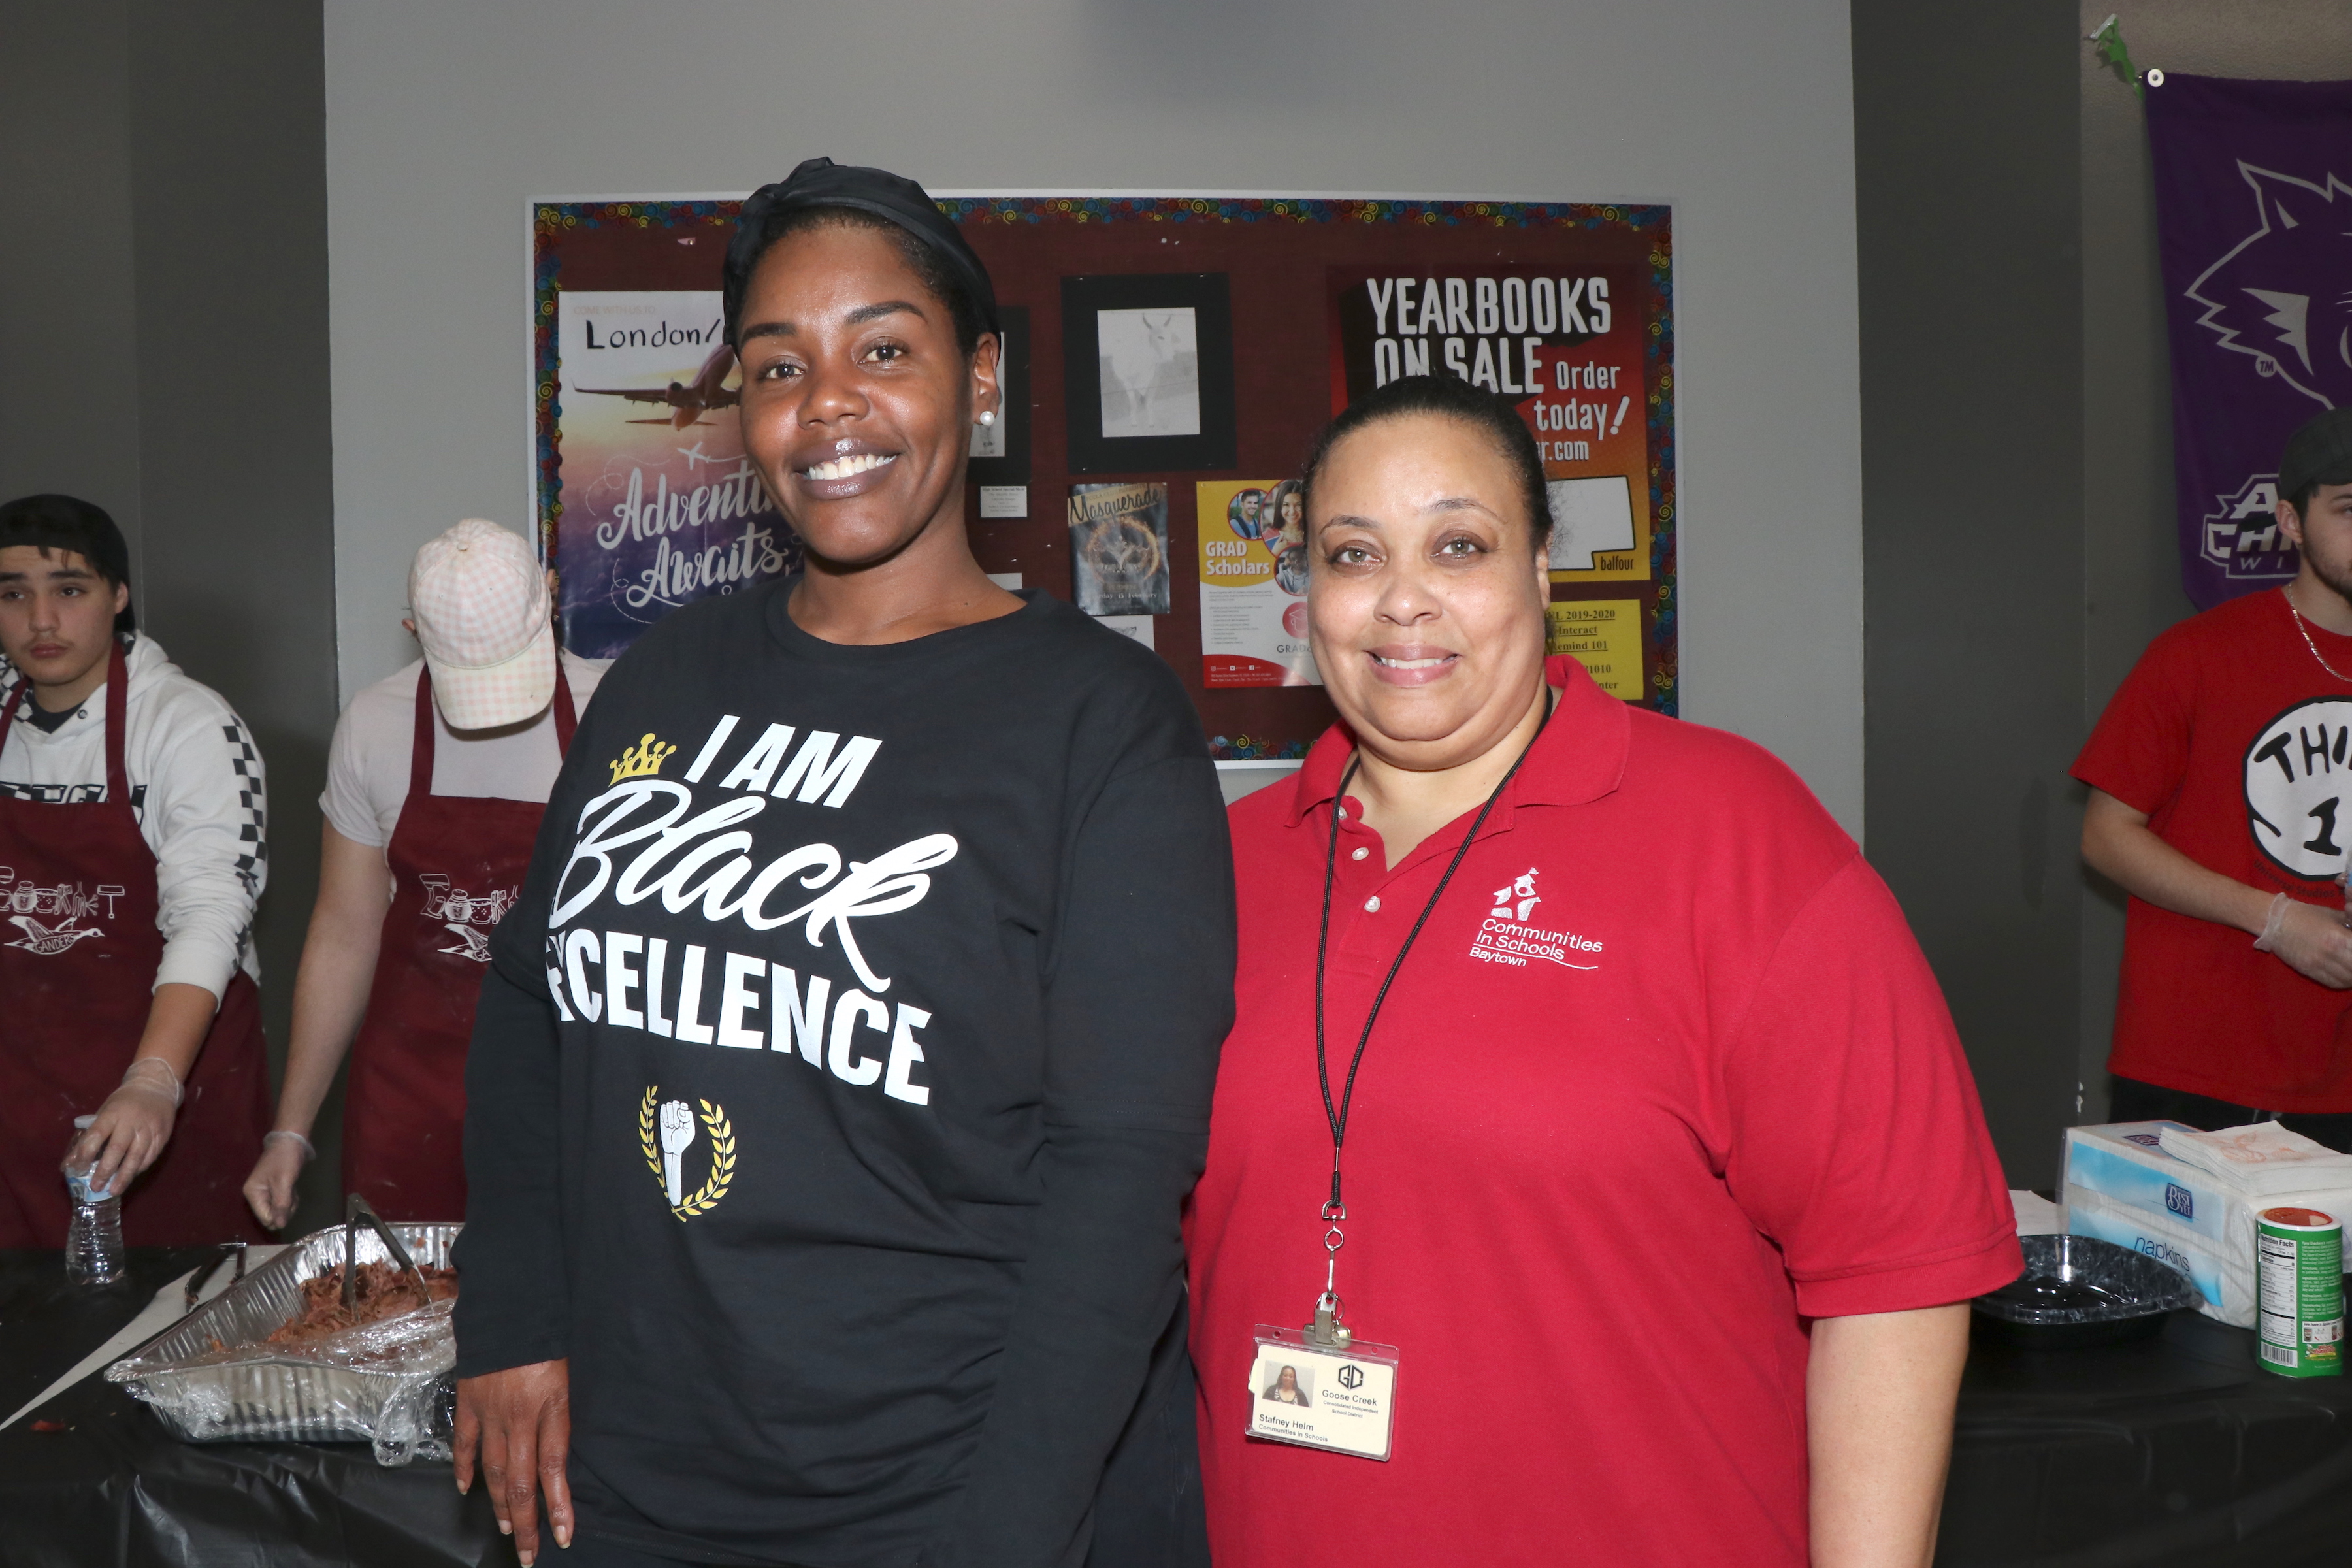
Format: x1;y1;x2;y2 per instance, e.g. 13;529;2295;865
181;1240;249;1311
340;1192;428;1313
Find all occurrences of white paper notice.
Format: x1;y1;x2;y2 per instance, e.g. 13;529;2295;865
979;485;1027;519
1092;614;1156;650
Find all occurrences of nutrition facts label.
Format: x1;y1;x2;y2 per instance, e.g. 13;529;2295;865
2259;1233;2300;1349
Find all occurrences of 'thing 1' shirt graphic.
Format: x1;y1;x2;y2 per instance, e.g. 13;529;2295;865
2245;697;2352;881
541;713;946;1113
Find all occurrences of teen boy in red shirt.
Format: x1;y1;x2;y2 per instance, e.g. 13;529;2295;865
2077;406;2352;1146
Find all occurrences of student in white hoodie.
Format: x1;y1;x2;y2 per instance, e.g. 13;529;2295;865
0;494;270;1247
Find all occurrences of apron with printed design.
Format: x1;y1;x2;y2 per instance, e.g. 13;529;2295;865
0;642;270;1248
342;664;574;1220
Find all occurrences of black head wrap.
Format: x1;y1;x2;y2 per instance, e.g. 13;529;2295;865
0;493;135;636
723;157;998;350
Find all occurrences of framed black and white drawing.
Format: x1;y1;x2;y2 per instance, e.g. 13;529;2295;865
1060;274;1237;473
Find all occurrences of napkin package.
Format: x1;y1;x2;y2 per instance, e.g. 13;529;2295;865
2061;1121;2352;1329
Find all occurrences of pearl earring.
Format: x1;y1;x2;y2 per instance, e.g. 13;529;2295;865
977;410;996;427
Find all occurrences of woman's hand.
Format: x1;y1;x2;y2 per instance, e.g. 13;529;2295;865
63;1057;182;1196
241;1133;313;1230
455;1358;575;1565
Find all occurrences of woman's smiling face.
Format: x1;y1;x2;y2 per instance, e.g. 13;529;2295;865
734;220;998;570
1307;412;1552;772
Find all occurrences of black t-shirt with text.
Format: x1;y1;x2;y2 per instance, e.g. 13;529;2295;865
455;583;1235;1567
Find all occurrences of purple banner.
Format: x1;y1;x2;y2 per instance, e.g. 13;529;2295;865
2148;74;2352;610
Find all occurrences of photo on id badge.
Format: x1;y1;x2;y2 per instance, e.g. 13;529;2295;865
1247;1328;1398;1462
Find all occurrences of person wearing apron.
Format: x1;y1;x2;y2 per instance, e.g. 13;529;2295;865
0;493;272;1249
244;519;593;1228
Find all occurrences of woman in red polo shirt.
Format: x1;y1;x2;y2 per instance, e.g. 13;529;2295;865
1186;375;2020;1567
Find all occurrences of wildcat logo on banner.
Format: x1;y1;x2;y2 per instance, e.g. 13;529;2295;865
2148;76;2352;610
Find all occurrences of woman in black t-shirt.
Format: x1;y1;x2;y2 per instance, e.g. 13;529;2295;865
451;160;1233;1568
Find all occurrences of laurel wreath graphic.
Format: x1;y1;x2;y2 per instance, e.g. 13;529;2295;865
636;1085;736;1220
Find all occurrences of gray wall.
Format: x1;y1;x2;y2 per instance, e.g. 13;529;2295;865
323;0;1874;838
1853;0;2086;1186
2073;1;2352;1128
0;3;146;572
1855;2;2352;1187
0;0;341;1232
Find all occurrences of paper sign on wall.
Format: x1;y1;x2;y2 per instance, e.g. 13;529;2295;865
551;291;796;657
1198;480;1319;688
1546;600;1644;699
1329;266;1651;583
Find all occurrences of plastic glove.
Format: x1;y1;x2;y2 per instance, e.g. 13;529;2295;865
64;1057;182;1196
2254;894;2352;990
242;1131;315;1231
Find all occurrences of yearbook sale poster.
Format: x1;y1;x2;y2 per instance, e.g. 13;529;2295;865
551;290;797;657
1328;266;1651;581
1197;480;1318;687
1068;482;1172;617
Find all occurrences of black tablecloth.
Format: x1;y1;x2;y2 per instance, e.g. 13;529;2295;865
0;1249;500;1565
6;1249;2352;1565
1940;1309;2352;1567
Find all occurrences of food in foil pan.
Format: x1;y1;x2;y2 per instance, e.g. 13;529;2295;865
263;1262;457;1347
106;1222;463;1465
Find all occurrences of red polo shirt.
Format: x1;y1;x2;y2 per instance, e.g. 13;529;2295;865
1186;657;2019;1568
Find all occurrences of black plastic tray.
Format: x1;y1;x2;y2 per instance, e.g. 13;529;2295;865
1971;1233;2204;1350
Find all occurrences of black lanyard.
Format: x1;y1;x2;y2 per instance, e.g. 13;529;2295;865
1312;702;1550;1226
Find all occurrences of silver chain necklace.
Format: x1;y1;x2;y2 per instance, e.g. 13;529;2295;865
2286;586;2352;685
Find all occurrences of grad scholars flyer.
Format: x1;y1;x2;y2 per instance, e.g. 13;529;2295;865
1197;480;1320;688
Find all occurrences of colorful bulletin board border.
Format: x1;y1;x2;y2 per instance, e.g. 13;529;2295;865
531;191;1676;738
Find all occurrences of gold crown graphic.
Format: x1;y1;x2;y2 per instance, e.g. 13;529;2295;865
610;733;679;783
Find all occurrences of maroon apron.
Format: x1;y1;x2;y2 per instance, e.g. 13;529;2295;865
0;642;270;1249
342;665;575;1221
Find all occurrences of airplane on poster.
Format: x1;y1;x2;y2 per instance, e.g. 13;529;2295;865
576;342;740;431
676;441;723;470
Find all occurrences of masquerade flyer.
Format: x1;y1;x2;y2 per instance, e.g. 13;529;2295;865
1328;265;1651;581
1068;482;1171;617
1197;480;1319;688
551;290;798;657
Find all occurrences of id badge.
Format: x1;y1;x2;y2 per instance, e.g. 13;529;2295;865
1246;1324;1400;1461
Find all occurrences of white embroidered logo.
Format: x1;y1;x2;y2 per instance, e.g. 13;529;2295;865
1469;867;1604;972
1490;867;1542;922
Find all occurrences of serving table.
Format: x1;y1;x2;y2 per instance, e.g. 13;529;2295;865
5;1249;2351;1565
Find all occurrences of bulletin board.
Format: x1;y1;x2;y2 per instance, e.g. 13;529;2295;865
532;193;1676;757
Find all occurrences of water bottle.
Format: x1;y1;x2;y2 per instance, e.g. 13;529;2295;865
64;1115;125;1286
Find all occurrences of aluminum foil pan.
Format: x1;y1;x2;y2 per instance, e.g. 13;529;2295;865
106;1221;461;1463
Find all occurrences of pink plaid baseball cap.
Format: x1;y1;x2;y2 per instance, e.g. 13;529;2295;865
408;519;557;730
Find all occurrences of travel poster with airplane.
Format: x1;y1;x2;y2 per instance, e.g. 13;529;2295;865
553;290;799;657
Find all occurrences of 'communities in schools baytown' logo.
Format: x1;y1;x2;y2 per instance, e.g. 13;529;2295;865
1469;868;1602;970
